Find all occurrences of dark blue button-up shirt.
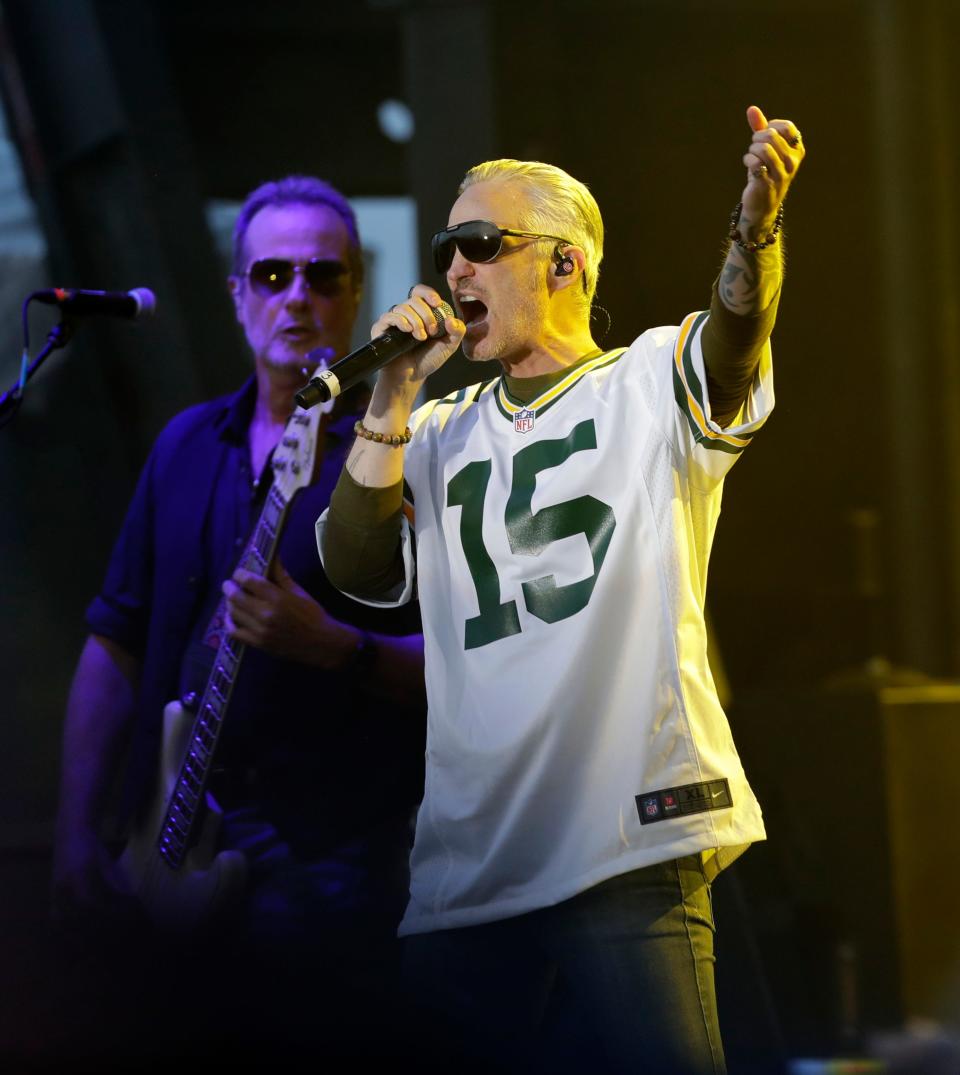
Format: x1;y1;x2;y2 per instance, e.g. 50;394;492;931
87;376;424;856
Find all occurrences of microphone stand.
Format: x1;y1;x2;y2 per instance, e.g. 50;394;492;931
0;317;73;431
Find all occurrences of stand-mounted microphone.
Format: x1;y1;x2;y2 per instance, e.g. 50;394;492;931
32;287;157;319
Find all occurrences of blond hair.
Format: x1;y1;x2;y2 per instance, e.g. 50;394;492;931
458;159;603;312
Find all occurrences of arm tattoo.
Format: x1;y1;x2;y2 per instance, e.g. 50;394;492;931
720;260;754;308
350;445;369;486
719;241;781;316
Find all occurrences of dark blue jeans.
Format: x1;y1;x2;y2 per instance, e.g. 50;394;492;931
403;855;725;1074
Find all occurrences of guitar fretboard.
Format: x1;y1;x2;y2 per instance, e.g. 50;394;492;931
156;447;304;869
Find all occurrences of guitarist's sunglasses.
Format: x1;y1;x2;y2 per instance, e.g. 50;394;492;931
431;219;574;274
244;258;349;298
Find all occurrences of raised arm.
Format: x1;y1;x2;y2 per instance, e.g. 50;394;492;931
720;104;803;314
345;287;465;489
321;290;465;597
705;104;805;425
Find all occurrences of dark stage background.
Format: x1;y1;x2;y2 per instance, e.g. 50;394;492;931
2;0;959;1069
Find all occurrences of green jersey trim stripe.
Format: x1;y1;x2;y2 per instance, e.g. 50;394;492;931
679;311;710;412
413;379;499;435
672;311;755;453
672;368;745;456
494;348;629;424
433;378;498;408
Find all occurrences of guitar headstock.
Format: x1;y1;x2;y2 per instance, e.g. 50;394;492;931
272;403;322;500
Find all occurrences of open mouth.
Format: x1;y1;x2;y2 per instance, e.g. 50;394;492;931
457;296;488;330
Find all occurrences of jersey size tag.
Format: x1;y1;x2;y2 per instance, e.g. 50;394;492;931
514;408;535;434
636;778;732;825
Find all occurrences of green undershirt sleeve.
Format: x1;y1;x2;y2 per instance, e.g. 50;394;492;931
323;469;407;598
702;278;780;427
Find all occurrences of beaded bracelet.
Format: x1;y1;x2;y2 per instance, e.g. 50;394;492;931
728;201;784;252
354;419;412;446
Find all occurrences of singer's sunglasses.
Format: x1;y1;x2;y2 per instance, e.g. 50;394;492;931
431;219;574;273
244;258;349;298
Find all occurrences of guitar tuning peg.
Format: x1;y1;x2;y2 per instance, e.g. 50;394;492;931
291;462;301;475
273;459;287;471
281;436;298;448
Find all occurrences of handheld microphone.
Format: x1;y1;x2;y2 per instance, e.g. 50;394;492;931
295;300;454;409
32;287;157;319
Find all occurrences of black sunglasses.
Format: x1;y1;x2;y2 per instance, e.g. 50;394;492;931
245;258;348;297
431;219;574;273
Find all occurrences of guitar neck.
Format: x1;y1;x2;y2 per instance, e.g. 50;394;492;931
156;479;295;869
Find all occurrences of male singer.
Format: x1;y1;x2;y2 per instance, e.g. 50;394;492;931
320;107;804;1071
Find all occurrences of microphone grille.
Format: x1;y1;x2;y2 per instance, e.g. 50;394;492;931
129;288;157;317
432;301;454;330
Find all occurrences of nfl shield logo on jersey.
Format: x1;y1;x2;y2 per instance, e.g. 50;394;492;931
514;408;535;434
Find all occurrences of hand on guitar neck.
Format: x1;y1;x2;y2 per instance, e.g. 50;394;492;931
222;557;362;669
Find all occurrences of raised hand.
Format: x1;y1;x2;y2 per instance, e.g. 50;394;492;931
738;104;805;243
370;284;465;393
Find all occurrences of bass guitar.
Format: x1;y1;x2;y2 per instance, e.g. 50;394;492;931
119;401;324;930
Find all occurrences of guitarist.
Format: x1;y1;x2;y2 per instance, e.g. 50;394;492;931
51;176;426;1061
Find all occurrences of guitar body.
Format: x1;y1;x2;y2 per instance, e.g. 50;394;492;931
119;700;247;932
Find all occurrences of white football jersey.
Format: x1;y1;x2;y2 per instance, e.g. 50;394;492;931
318;311;774;936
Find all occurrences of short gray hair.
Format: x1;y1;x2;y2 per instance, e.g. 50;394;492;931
232;175;363;292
